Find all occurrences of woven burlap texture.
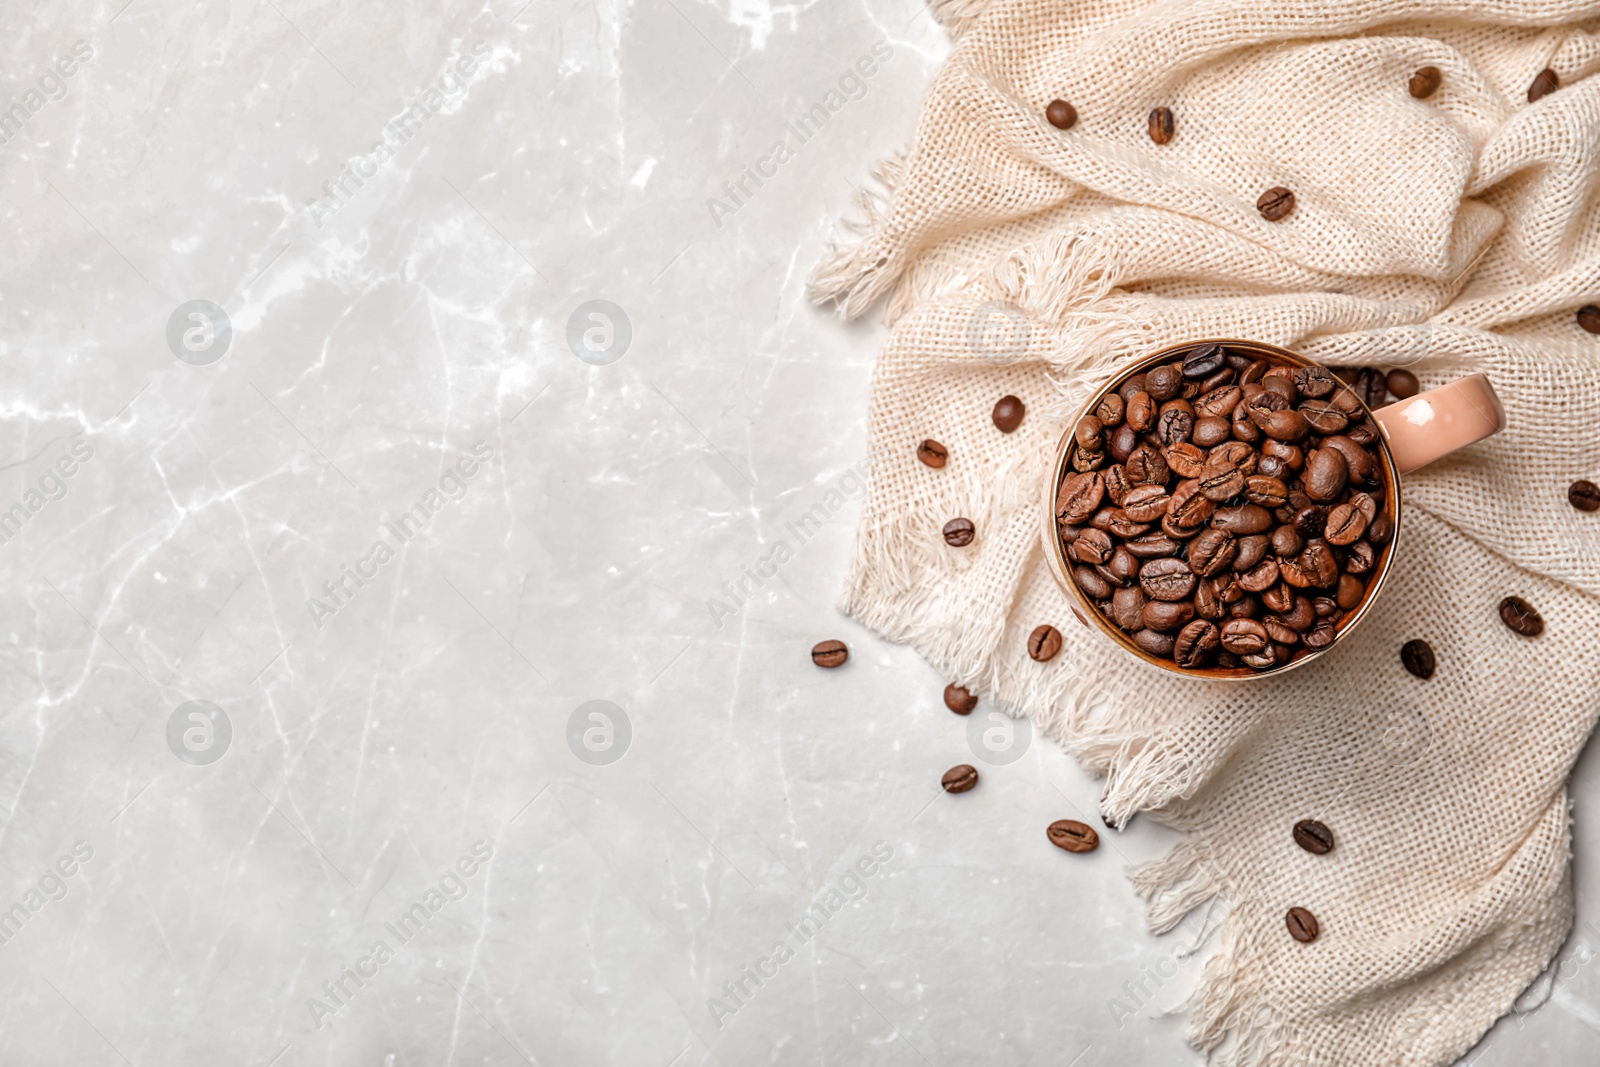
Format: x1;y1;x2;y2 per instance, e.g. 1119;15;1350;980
811;1;1600;1064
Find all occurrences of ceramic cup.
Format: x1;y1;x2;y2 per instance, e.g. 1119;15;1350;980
1042;339;1504;679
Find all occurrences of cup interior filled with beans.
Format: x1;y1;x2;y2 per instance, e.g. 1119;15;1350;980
1042;339;1503;679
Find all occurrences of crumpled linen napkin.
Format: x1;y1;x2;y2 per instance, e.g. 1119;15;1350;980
811;0;1600;1063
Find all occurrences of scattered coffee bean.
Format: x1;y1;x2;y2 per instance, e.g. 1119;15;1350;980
1058;349;1393;673
1257;187;1295;222
1293;819;1335;854
917;439;948;468
1148;106;1175;144
1498;596;1544;637
993;395;1026;433
811;640;848;668
1286;907;1320;943
1046;99;1077;129
1579;305;1600;334
1028;624;1063;662
944;684;978;715
1400;638;1435;679
1408;66;1442;99
1047;819;1099;853
942;764;979;793
943;517;976;547
1528;67;1560;103
1385;369;1419;399
1570;479;1600;512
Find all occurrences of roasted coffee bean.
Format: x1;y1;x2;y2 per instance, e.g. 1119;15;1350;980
1232;417;1261;444
1196;386;1243;419
1125;444;1170;486
1261;581;1294;615
1366;512;1393;545
1408;65;1442;99
1105;546;1139;585
1182;344;1226;380
1263;438;1304;471
1075;416;1104;452
1279;594;1316;632
1238;559;1281;593
1244;475;1289;508
1212;504;1272;535
1193;415;1232;448
1299;400;1348;435
1303;447;1348;503
1386;369;1419;399
1126;391;1156;431
1126;531;1181;558
1323;502;1368;545
1354;367;1388;409
1257;187;1295;221
1165;480;1214;528
1156;403;1195;445
1187;528;1239;576
1103;464;1132;505
1094;508;1150;539
1074;565;1113;600
1046;99;1078;129
1263;619;1300;646
1057;471;1105;524
1200;460;1246;502
1147;106;1175;145
993;395;1026;432
1271;524;1304;557
1122;484;1172;522
1118;374;1148;402
1109;422;1139;462
1113;585;1148;630
1029;624;1064;660
1351;491;1378;521
1528;67;1560;103
1070;448;1106;473
1293;820;1335;854
1145;364;1183;402
1320;435;1373;483
944;518;976;546
942;764;979;793
1295;364;1337;399
1313;596;1339;619
1174;620;1220;668
1304;622;1336;650
1568;479;1600;511
1345;422;1379;447
1048;819;1100;853
1256;454;1289;481
1579;306;1600;335
1096;392;1126;426
1142;599;1195;632
1133;628;1176;656
1195;580;1225;620
917;438;949;469
1400;638;1435;679
1220;618;1270;655
1163;442;1206;479
1302;542;1340;587
944;685;979;715
1286;907;1320;943
1343;540;1376;575
1141;557;1198;601
1201;368;1239;394
1262;373;1299;405
1335;574;1364;610
811;640;848;667
1234;534;1269;571
1498;596;1543;637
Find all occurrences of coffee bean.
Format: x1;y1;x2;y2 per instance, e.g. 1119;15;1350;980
1156;404;1195;445
1303;448;1348;503
1193;416;1231;448
1323;502;1367;546
1295;364;1336;399
1257;186;1295;221
942;764;979;793
1568;479;1600;512
1408;66;1441;99
993;395;1025;432
943;517;976;547
1293;820;1335;854
917;439;948;468
1528;67;1559;103
1299;400;1348;435
1234;534;1269;571
1188;529;1238;576
1047;819;1099;853
1173;619;1220;668
1070;528;1114;564
1142;599;1194;633
1147;106;1176;145
811;640;848;668
1145;365;1182;402
1029;624;1064;661
944;684;979;714
1133;628;1175;656
1579;306;1600;334
1498;596;1544;637
1126;391;1155;431
1400;638;1435;679
1057;470;1106;524
1365;512;1393;545
1074;565;1113;600
1046;99;1078;129
1304;622;1336;650
1335;574;1364;610
1182;344;1225;380
1141;557;1198;600
1125;444;1170;487
1097;393;1125;426
1220;618;1269;655
1121;484;1172;522
1286;907;1320;943
1386;369;1419;399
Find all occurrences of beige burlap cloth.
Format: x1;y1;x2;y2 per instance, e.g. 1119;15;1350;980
811;1;1600;1063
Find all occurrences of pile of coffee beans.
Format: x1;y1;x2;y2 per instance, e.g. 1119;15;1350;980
1053;343;1396;674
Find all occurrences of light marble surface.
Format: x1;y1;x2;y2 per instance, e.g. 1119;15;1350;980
1;2;1598;1065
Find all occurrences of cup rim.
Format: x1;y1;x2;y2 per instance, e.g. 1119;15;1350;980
1041;338;1404;681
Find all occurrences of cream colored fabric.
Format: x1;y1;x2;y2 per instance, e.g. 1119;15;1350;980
811;1;1600;1063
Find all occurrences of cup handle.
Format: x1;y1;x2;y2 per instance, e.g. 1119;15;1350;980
1371;373;1505;475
